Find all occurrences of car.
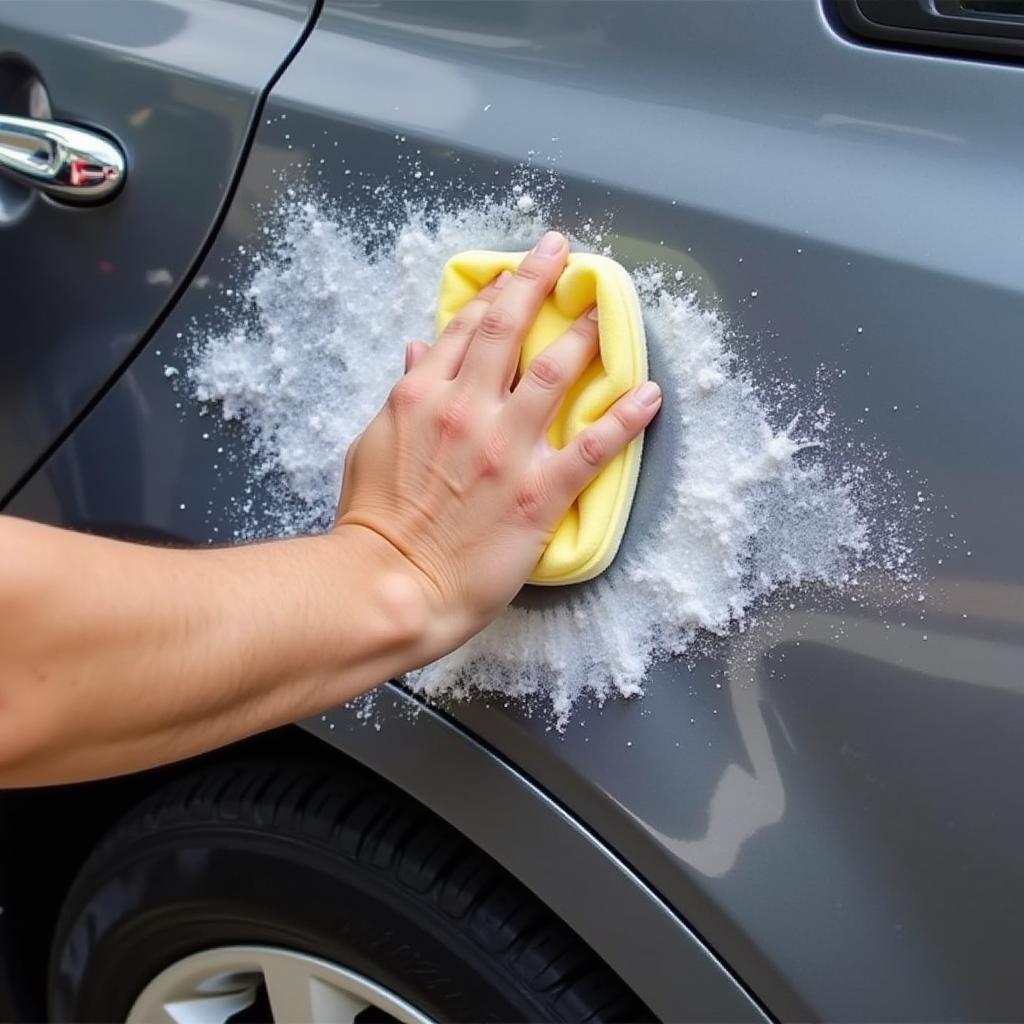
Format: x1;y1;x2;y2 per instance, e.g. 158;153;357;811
2;1;1023;1020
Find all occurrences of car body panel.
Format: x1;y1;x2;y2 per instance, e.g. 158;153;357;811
5;1;1024;1020
0;0;314;499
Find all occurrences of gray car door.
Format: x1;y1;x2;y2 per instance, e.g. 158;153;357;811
0;0;315;499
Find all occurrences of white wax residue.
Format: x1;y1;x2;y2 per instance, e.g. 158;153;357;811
191;191;914;729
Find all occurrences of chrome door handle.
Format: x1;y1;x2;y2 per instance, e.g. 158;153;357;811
0;115;125;203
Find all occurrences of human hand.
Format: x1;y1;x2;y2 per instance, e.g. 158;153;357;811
334;231;661;662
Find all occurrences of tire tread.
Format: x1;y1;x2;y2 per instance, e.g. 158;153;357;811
71;759;652;1023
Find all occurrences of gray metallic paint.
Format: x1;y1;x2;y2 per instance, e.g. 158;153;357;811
0;0;313;497
6;1;1024;1020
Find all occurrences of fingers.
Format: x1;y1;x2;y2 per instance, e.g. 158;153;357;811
505;305;599;437
404;340;430;373
539;381;662;511
418;271;511;379
457;232;569;391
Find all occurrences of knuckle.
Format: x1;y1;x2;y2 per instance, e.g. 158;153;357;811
577;430;606;468
527;353;565;391
387;378;424;414
611;402;635;431
478;308;516;344
436;397;471;439
444;315;473;338
568;317;596;340
514;262;545;284
475;431;509;478
513;477;547;522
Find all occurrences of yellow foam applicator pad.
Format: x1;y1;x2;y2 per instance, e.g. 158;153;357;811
437;250;648;586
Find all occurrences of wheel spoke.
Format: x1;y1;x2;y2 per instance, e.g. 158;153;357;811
128;967;261;1024
262;958;370;1024
311;977;374;1024
163;988;260;1024
127;946;430;1024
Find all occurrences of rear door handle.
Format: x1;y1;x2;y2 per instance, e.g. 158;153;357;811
0;115;125;203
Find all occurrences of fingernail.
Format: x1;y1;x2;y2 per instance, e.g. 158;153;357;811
404;341;414;372
586;305;599;321
494;270;511;290
635;381;662;406
534;231;564;256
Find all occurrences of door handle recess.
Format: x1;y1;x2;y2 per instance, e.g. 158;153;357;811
835;0;1024;61
0;115;124;203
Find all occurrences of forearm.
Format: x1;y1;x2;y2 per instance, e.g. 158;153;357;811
0;232;659;788
0;517;430;787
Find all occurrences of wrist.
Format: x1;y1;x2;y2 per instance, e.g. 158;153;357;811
325;523;444;673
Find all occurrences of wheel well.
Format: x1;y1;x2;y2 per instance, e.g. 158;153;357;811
2;724;659;1022
0;724;337;1019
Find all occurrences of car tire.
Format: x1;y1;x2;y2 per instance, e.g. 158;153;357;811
48;759;651;1022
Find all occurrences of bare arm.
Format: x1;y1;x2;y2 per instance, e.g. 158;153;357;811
0;519;432;785
0;233;661;787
